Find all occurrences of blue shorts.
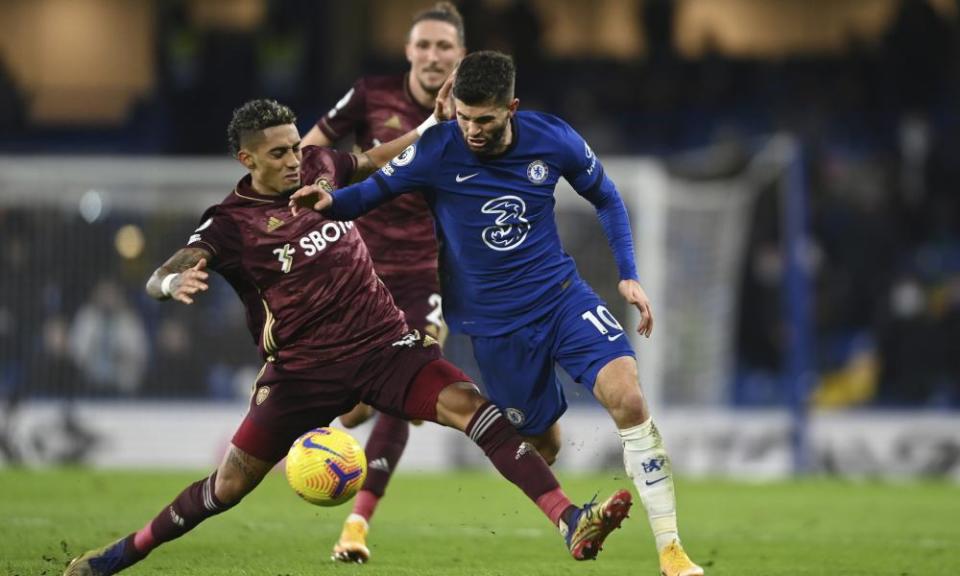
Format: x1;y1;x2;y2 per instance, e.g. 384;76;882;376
471;279;635;436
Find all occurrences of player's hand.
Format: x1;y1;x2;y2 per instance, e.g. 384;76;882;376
618;279;654;338
288;183;333;216
171;258;209;305
434;66;457;121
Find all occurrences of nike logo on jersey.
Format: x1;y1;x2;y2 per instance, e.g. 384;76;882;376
645;476;668;486
456;172;479;183
607;332;624;342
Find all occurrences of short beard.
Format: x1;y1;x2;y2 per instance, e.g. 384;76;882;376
417;68;446;97
418;76;442;97
471;122;509;157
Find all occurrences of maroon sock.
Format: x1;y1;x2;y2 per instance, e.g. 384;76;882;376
133;471;234;555
350;414;409;521
360;414;409;499
351;490;378;521
465;402;566;518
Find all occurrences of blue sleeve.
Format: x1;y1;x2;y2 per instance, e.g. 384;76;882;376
578;168;639;281
328;173;395;220
558;121;639;282
327;137;434;220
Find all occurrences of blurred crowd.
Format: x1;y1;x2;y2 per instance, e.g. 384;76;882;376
0;210;256;404
0;0;958;408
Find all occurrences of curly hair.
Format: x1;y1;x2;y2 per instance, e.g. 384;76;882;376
411;1;465;45
226;99;297;156
452;51;515;106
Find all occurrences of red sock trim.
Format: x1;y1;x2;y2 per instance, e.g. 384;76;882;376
536;487;573;526
133;523;155;553
352;490;379;522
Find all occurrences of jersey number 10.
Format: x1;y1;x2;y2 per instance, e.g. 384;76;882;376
581;305;623;335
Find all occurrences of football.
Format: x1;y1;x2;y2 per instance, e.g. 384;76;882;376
285;427;367;506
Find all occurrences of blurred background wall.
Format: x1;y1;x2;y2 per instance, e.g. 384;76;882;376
0;0;958;476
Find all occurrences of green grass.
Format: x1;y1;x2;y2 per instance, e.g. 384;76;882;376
1;469;958;575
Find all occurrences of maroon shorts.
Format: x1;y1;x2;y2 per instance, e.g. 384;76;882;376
232;331;470;463
380;269;443;336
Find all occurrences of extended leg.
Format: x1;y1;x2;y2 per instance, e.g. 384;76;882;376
63;444;274;576
332;413;410;563
407;360;632;561
593;356;703;576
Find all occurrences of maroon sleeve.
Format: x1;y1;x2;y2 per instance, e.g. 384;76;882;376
329;148;358;188
301;147;358;190
186;205;242;270
317;78;367;142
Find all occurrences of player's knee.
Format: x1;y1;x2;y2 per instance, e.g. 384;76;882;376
595;357;650;426
608;388;648;427
435;382;486;430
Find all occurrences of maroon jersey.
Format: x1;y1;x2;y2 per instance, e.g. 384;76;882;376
317;74;438;277
186;146;407;369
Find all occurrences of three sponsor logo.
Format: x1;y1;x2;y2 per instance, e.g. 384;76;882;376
481;195;530;252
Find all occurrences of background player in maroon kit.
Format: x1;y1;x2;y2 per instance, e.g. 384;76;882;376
301;2;466;563
63;99;632;576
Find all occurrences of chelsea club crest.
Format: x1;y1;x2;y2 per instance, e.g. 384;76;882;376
526;160;548;184
505;408;525;426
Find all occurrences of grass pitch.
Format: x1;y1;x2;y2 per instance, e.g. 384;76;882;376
1;469;958;575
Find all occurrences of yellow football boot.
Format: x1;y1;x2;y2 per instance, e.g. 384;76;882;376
659;539;704;576
331;515;370;564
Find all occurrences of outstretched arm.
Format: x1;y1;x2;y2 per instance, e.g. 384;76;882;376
288;176;391;220
301;125;335;148
351;139;417;184
350;69;457;182
292;71;455;215
145;247;212;305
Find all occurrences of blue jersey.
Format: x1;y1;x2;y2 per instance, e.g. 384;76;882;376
329;111;637;336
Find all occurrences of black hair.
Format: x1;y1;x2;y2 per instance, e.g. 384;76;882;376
452;50;515;106
226;99;297;156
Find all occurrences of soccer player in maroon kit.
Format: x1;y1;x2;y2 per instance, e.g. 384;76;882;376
301;2;465;563
63;99;632;575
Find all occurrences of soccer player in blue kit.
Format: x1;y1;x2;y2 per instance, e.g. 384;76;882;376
291;51;703;576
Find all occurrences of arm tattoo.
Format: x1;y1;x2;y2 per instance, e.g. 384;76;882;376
158;247;211;276
146;246;211;299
